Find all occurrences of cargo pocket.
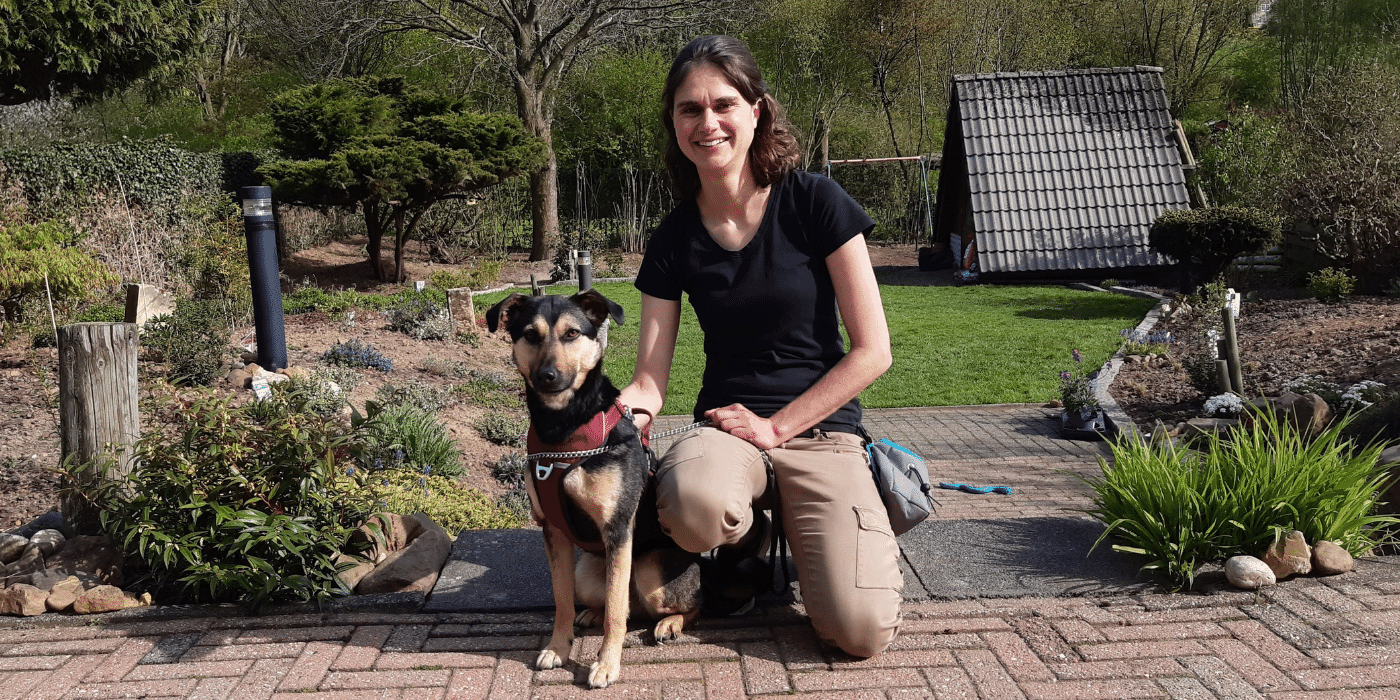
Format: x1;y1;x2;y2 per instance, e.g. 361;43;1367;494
854;505;903;590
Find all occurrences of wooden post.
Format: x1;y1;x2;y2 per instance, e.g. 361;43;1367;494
1221;307;1245;394
58;322;140;534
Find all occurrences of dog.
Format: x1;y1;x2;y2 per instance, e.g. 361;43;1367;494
487;289;701;689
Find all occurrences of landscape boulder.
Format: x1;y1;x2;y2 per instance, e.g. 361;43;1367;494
1311;541;1355;575
30;529;65;558
73;585;151;614
354;528;452;595
1261;530;1312;580
1245;392;1332;437
0;533;25;563
0;583;48;616
44;576;87;612
1225;555;1275;590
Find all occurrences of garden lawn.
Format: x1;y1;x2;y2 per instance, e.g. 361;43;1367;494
476;282;1156;415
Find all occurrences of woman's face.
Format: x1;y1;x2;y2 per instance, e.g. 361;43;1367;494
670;63;761;182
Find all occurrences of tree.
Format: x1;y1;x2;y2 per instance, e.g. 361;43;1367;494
374;0;733;261
0;0;207;105
260;77;545;281
1270;0;1400;111
1149;205;1283;292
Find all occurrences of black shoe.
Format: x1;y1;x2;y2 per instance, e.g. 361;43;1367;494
700;509;772;617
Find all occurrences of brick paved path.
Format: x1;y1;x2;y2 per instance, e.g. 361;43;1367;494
6;569;1400;699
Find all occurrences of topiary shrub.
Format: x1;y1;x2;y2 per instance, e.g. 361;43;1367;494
1149;206;1283;292
64;389;374;610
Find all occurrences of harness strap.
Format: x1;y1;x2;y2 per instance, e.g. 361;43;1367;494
526;402;630;554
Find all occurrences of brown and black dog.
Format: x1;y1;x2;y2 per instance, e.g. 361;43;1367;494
487;290;701;689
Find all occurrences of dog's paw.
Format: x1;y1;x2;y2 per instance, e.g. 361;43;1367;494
652;614;686;643
535;647;568;670
587;659;621;689
575;607;604;628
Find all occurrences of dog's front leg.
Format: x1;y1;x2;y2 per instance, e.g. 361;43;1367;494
537;523;576;671
589;533;633;689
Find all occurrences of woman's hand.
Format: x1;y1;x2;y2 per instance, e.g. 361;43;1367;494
706;403;785;449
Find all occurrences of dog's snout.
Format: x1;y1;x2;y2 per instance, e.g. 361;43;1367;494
532;362;571;393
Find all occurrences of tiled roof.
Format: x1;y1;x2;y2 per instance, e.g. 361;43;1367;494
951;66;1189;273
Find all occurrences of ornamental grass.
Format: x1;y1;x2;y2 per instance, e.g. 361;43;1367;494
1080;409;1398;590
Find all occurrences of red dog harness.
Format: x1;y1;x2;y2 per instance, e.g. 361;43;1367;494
526;401;648;554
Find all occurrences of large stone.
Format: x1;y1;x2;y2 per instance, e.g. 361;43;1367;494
228;368;253;389
0;533;25;563
1311;541;1355;575
410;513;450;540
1377;446;1400;519
355;529;452;595
72;585;150;614
1225;555;1276;590
1291;393;1332;436
12;511;65;539
1183;417;1239;440
45;535;124;586
1261;530;1312;580
0;583;48;616
352;514;426;564
11;543;45;576
124;283;176;329
334;552;376;591
45;576;86;612
29;529;65;558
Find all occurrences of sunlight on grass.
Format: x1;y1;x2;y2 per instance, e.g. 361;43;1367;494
476;282;1156;415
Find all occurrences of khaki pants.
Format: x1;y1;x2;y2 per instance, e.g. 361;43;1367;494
654;427;903;657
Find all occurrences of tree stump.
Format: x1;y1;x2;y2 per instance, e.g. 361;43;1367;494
58;322;140;534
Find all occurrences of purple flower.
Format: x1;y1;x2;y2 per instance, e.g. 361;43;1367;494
1072;348;1082;364
1060;370;1072;381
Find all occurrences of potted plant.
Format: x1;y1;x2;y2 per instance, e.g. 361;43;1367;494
1060;349;1106;438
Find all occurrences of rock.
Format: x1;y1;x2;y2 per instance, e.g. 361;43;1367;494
352;514;426;564
11;543;44;576
1311;541;1354;575
263;372;290;385
0;583;48;616
0;533;25;563
244;362;263;374
46;535;124;586
1225;555;1276;590
1380;445;1400;468
355;529;452;595
45;577;85;612
228;368;253;389
12;511;65;538
1125;354;1143;364
72;585;149;614
278;366;311;380
1183;417;1238;440
409;513;450;540
1376;447;1400;519
29;529;65;558
1261;530;1312;580
334;552;376;591
1150;421;1171;445
1291;393;1332;436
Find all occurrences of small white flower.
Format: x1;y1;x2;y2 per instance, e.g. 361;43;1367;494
1204;393;1244;418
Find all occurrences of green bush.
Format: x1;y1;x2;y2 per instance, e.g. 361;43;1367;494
1307;267;1356;303
453;370;523;410
374;381;452;414
474;409;527;447
1183;352;1224;396
384;292;451;340
353;469;524;534
1080;410;1397;590
0;219;118;327
140;298;233;386
429;259;503;291
356;402;462;477
1149;206;1283;290
283;286;356;315
284;366;362;417
66;390;374;610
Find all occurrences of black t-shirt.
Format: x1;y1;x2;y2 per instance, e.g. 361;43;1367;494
635;169;875;432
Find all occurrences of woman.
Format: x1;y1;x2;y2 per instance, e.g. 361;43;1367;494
618;35;902;658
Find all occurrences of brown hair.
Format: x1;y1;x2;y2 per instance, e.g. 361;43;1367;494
661;35;801;201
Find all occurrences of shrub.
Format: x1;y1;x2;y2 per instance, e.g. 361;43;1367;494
374;381;452;414
421;357;469;378
284;366;362;417
1183;352;1224;396
140;298;233;386
385;292;451;340
490;452;527;484
356;402;462;477
1307;267;1356;303
64;390;374;609
454;370;523;410
429;259;503;291
321;339;392;371
353;468;524;534
284;286;356;315
474;409;527;447
0;219;118;327
1149;206;1283;292
1080;410;1397;589
1344;387;1400;445
1281;374;1345;408
1058;349;1100;416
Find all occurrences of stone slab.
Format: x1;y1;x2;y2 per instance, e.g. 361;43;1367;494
426;528;554;612
898;516;1162;599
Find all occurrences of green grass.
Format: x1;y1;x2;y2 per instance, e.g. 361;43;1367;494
475;282;1155;414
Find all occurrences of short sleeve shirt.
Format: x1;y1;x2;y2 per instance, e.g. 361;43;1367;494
635;169;874;432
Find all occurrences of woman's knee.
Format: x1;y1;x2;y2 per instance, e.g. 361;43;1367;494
816;597;902;658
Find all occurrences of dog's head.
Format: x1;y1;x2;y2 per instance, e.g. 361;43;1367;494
486;290;625;410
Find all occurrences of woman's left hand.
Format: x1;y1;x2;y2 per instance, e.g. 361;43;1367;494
705;404;785;449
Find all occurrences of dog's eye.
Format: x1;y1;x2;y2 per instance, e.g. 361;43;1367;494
523;328;543;343
563;329;581;340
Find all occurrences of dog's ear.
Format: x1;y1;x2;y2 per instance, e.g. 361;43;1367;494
485;293;531;333
570;289;624;329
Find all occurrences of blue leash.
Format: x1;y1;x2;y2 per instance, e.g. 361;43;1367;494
938;482;1013;495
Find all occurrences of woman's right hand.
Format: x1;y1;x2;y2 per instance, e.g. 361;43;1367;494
618;385;656;432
